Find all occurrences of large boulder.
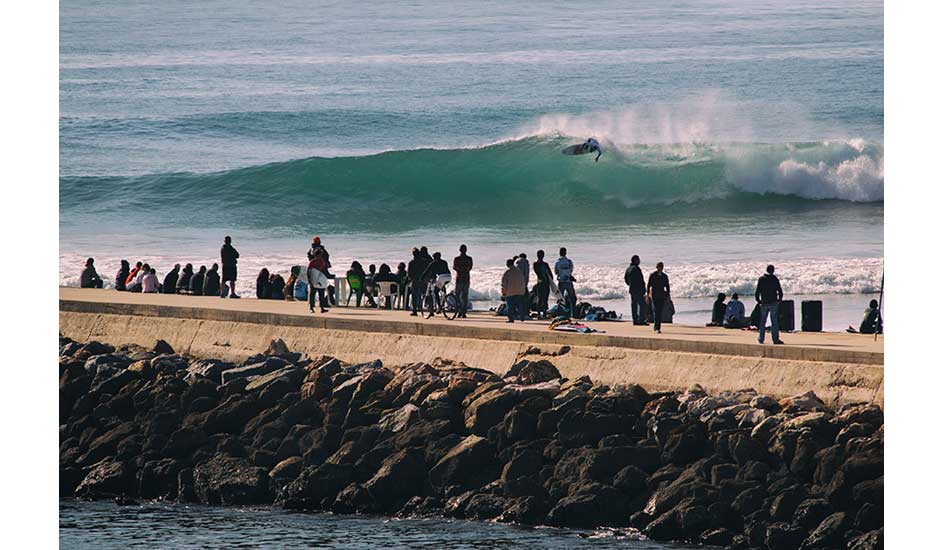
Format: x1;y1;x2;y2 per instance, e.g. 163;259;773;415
464;388;521;435
75;459;132;499
364;448;428;511
514;360;562;385
801;512;849;549
429;435;495;487
548;482;629;528
193;454;270;505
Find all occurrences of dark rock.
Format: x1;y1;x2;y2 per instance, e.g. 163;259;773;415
765;522;807;550
280;463;354;509
429;435;495;488
738;460;771;483
76;460;131;499
365;448;427;511
644;508;680;541
137;458;183;500
612;465;647;493
852;476;883;507
498;496;549;524
464;493;507;520
464;388;521;435
269;457;304;485
557;410;629;448
701;527;737;546
501;449;544;483
153;340;175;355
193;454;270;505
793;498;834;529
661;421;707;465
547;482;629;528
769;485;807;521
514;360;561;385
78;422;135;465
712;463;739;485
732;486;768;517
846;528;883;550
221;357;291;384
801;512;848;549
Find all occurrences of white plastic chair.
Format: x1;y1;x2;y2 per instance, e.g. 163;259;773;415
377;281;398;309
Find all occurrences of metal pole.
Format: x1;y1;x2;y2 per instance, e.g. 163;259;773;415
875;271;883;341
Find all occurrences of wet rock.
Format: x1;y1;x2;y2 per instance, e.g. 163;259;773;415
846;528;883;550
76;459;131;499
193;454;269;505
801;512;849;549
548;482;629;528
429;435;495;488
365;448;427;511
765;522;807;550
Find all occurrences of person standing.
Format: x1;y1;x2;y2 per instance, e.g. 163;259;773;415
754;264;785;345
408;248;426;316
80;258;104;288
554;247;577;317
501;258;527;322
624;255;647;325
647;262;670;333
220;236;240;298
453;244;473;318
533;250;554;318
307;252;329;313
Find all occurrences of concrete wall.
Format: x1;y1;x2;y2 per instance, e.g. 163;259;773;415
59;307;883;408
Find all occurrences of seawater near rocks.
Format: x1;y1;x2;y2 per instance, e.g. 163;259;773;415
59;335;883;549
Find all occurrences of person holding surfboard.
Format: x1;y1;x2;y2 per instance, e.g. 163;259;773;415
583;137;602;162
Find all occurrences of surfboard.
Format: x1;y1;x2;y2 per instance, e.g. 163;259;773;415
561;144;591;156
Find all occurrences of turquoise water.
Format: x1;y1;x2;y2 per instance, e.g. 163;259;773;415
59;0;883;327
59;500;698;549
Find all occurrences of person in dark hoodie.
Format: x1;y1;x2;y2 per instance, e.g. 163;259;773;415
220;236;240;298
115;260;130;291
624;255;647;325
80;258;104;288
647;261;670;334
256;268;270;299
162;264;180;294
707;293;727;327
407;248;426;316
190;265;207;295
203;263;221;297
396;262;409;310
269;273;285;300
177;264;194;294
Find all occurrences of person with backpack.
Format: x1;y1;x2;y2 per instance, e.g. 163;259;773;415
307;253;329;313
754;264;785;345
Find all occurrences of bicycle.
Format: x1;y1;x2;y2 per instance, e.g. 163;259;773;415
424;274;458;320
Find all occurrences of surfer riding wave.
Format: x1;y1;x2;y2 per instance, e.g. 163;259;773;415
561;137;602;161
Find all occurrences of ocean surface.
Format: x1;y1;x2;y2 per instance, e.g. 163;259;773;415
59;500;697;550
60;0;884;331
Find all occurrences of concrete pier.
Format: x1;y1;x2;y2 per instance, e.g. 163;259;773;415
59;288;884;407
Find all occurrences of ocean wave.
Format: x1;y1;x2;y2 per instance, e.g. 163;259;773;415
60;135;883;232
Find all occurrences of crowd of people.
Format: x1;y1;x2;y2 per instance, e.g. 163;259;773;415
77;236;881;338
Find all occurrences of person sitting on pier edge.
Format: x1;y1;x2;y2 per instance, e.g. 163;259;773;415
374;263;400;309
203;263;221;297
395;262;409;310
162;264;180;294
255;268;270;299
177;264;194;294
347;261;376;307
189;265;206;295
707;293;727;326
125;261;143;288
284;266;299;300
80;258;104;288
142;268;161;293
723;293;748;328
268;273;285;300
115;260;130;291
127;263;150;293
848;299;883;334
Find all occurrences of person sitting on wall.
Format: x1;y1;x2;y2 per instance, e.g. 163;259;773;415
707;293;727;326
80;258;104;288
848;299;883;334
723;293;749;328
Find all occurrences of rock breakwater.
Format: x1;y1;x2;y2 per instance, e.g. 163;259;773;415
59;336;883;549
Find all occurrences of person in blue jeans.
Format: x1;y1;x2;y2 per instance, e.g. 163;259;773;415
624;254;647;325
647;262;670;333
502;258;527;322
754;264;785;345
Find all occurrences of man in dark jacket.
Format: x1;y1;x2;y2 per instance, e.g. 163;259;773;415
533;250;554;318
80;258;104;288
162;264;180;294
647;262;670;333
754;264;784;345
177;264;194;294
624;255;647;325
220;236;240;298
407;248;426;316
453;245;473;318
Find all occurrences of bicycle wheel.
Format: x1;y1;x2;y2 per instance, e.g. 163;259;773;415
442;290;457;320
